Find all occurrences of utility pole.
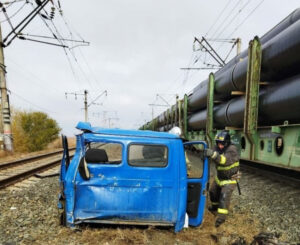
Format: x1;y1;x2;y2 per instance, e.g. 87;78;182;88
0;24;12;151
106;117;119;128
65;90;107;122
84;90;88;122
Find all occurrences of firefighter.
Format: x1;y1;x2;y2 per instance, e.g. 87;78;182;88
205;130;240;227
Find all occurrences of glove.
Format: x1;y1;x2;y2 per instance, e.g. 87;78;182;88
204;149;218;159
204;148;214;157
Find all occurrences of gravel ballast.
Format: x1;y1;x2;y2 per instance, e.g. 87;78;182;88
0;167;298;244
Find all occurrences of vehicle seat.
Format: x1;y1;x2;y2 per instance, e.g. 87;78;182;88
85;148;108;163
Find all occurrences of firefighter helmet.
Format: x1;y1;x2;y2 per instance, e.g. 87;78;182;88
215;130;231;147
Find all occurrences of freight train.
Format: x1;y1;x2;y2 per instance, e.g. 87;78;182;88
140;9;300;172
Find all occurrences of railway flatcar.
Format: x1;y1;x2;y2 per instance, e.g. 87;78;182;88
140;9;300;172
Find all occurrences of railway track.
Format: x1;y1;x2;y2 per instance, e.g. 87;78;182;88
240;160;300;188
230;160;300;243
0;148;75;189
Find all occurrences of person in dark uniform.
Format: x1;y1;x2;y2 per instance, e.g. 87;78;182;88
205;130;240;227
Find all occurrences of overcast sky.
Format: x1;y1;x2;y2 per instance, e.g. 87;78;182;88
1;0;299;136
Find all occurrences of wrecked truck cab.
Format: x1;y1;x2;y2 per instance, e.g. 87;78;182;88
59;122;209;232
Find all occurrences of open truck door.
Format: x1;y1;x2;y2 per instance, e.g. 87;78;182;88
60;135;70;182
183;141;209;227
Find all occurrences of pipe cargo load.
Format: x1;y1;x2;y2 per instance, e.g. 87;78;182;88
188;10;300;112
188;74;300;130
140;9;300;173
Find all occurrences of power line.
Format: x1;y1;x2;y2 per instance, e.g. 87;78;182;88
208;0;242;40
0;1;27;23
3;0;52;46
181;1;239;83
226;0;265;39
6;57;63;95
213;0;252;41
217;0;265;52
10;90;57;114
204;0;232;37
77;47;103;92
37;6;97;98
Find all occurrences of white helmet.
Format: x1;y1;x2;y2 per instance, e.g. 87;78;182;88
168;126;182;137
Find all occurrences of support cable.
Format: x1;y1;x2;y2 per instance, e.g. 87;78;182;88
209;0;242;40
213;0;252;41
217;0;265;52
3;0;51;46
204;0;232;37
10;90;57;114
0;1;27;23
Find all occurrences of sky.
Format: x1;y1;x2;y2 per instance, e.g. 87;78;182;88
1;0;300;136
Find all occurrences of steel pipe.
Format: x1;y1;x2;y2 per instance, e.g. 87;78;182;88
189;13;300;112
188;74;300;130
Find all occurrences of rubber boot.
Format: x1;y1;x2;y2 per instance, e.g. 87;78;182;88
208;205;218;214
215;217;225;227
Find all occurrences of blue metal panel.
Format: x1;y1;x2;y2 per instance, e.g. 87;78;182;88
64;134;84;226
71;135;182;229
61;124;207;232
174;140;188;232
76;121;179;139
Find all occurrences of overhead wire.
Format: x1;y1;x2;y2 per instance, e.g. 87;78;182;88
36;1;102;108
204;0;232;37
183;0;239;82
216;0;265;53
27;1;83;91
9;90;57;114
77;47;103;92
225;0;265;39
208;0;243;40
41;8;97;99
0;1;27;23
213;0;252;41
6;56;63;95
3;0;51;46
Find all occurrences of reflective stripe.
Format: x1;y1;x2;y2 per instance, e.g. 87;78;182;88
212;151;218;159
217;161;239;171
215;136;224;140
219;155;226;164
215;176;237;186
211;202;219;205
218;208;228;214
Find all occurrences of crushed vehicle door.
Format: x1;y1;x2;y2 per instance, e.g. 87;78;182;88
74;138;179;227
60;135;70;183
184;141;209;226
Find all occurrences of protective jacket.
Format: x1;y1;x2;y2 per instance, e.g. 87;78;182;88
213;144;239;181
209;143;240;224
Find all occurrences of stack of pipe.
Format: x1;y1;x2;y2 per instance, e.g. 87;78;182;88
153;9;300;131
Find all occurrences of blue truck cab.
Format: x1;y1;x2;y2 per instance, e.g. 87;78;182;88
59;122;209;232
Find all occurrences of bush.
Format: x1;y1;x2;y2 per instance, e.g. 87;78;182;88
12;110;61;152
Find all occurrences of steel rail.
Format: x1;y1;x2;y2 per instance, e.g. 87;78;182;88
0;148;75;170
0;149;75;189
240;160;300;188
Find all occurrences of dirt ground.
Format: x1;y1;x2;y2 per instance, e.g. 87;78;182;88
50;205;260;245
1;141;293;245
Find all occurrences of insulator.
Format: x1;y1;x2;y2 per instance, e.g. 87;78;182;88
50;7;55;19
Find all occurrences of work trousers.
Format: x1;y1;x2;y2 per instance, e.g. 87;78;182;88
209;180;236;220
